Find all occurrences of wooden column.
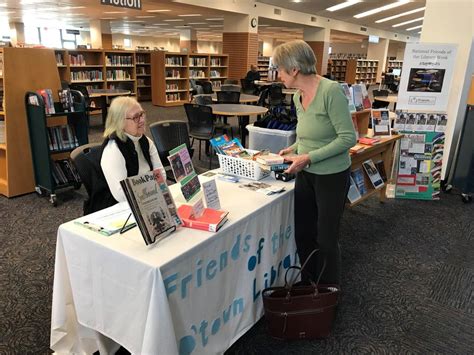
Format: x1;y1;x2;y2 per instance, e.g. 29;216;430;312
223;32;258;80
306;41;329;75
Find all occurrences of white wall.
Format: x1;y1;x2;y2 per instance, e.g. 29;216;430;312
330;42;367;57
112;34;180;51
197;41;222;54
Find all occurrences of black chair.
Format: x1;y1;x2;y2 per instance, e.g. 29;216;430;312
184;103;216;169
116;81;135;95
220;84;241;92
197;80;213;94
61;80;70;89
241;78;257;95
224;79;239;85
216;90;240;104
194;94;213;106
268;84;284;107
69;83;102;117
149;120;194;182
70;143;116;215
372;89;390;109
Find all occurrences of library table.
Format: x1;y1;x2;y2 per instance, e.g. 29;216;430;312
209;104;268;146
209;93;259;103
51;174;296;355
89;89;131;125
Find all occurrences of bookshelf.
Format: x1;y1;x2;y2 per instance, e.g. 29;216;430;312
386;59;403;72
330;59;349;82
136;51;152;101
355;59;379;86
151;52;229;106
209;54;228;91
328;58;378;85
1;48;71;197
25;90;86;205
257;56;270;80
104;50;136;95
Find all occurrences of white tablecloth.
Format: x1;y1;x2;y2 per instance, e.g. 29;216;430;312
51;175;296;355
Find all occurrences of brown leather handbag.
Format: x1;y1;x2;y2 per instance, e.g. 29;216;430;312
262;249;340;340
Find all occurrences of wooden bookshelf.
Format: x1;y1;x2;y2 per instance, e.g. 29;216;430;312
136;51;152;101
329;58;378;85
330;58;349;82
189;54;209;80
0;48;66;197
104;50;136;96
355;59;379;86
386;59;403;71
68;49;105;90
209;54;228;91
257;56;270;80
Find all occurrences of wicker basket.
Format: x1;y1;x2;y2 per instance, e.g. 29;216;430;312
217;151;270;181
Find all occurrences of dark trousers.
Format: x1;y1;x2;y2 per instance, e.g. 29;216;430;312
294;168;350;284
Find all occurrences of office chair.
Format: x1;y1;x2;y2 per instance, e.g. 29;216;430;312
268;84;284;107
69;83;102;117
184;103;217;169
224;79;239;85
372;89;390;109
197;80;213;94
240;78;257;95
70;143;116;215
194;94;213;106
116;81;135;95
220;84;241;93
149;120;194;182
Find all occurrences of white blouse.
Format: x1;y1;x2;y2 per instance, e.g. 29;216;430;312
100;133;167;202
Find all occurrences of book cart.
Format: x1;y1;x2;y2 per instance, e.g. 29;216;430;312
25;90;87;206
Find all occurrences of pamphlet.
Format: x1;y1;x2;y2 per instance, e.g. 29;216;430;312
239;181;285;195
371;109;391;136
362;159;385;189
167;143;195;182
202;179;221;210
180;172;201;202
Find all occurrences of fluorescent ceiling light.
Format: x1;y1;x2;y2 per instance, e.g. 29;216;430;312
104;11;126;14
392;17;423;28
127;20;145;23
326;0;361;12
136;16;155;18
146;9;171;13
188;22;207;25
209;25;223;27
178;14;201;17
354;0;410;19
100;18;116;20
175;25;190;28
163;19;183;22
375;7;425;23
406;24;422;31
258;24;270;27
206;18;223;21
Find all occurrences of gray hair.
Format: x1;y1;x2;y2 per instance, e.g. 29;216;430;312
272;40;317;75
103;96;142;141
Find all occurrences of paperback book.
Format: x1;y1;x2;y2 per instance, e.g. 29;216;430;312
120;169;180;245
352;84;364;111
371;109;391;136
351;168;367;195
37;89;55;114
340;83;356;113
347;175;362;204
167;143;195;182
362;159;385;189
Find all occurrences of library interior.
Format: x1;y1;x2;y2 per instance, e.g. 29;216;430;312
0;0;473;354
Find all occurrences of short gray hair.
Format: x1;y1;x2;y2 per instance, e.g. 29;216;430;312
103;96;142;141
272;40;317;75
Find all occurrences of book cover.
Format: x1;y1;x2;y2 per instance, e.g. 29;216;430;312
256;153;285;166
347;175;362;204
351;116;360;141
351;168;367;195
435;114;447;133
352;84;364;111
358;137;381;145
177;204;229;232
374;160;388;182
340;83;356;113
415;113;428;131
371;109;391;136
394;111;407;131
426;114;438;132
361;84;372;110
405;113;417;131
209;134;231;155
362;159;385;189
120;169;179;245
167;143;195;182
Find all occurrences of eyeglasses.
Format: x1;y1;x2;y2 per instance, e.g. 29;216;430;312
126;111;146;123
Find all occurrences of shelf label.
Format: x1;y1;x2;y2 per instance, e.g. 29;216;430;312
100;0;141;10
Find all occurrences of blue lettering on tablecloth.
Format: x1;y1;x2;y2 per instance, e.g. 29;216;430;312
178;297;244;355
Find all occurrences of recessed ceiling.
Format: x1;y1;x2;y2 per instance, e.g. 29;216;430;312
258;0;426;34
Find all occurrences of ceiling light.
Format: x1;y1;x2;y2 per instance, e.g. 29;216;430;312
406;24;422;31
258;24;270;27
104;11;126;14
326;0;361;12
178;14;201;17
375;7;425;23
354;0;410;19
188;22;207;25
100;18;116;20
146;9;171;13
209;25;223;27
164;19;183;22
175;25;190;28
392;17;423;28
206;18;223;21
63;6;86;10
136;15;155;18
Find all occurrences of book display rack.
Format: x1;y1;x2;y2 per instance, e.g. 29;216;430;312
151;52;228;106
25;90;87;206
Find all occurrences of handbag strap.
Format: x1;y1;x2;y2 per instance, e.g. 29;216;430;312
284;249;327;293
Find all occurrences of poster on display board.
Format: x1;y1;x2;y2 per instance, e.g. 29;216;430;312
397;43;457;112
395;126;445;200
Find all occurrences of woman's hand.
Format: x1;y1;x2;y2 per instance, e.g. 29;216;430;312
278;147;294;156
284;154;311;174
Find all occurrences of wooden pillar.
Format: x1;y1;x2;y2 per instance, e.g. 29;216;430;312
304;27;330;75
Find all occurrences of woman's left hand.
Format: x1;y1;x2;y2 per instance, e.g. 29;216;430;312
284;154;311;174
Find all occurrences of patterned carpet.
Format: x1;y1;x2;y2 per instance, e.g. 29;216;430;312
0;103;473;354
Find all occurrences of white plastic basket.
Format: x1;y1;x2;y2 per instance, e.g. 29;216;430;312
217;150;270;181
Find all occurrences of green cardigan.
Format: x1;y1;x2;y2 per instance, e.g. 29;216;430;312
290;77;357;175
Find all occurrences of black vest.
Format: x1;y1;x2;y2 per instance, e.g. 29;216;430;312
84;134;153;215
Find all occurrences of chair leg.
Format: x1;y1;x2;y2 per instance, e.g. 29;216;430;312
209;146;213;170
198;140;202;160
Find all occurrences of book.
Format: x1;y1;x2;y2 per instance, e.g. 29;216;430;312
351;168;367;195
37;89;55;114
177;204;229;232
347;175;362;204
361;84;372;110
352;84;364;111
362;159;385;189
256;153;285;166
58;89;75;112
167;143;195;182
358;137;381;145
120;169;180;245
238;181;285;195
340;83;356;113
371;109;391;136
0;119;5;144
374;160;388;182
350;144;367;154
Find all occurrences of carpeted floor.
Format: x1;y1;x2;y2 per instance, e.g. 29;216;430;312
0;102;473;354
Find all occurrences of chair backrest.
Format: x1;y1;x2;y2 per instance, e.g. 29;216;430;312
240;78;257;94
373;89;389;97
268;84;284;106
149;120;194;165
194;94;213;106
217;90;240;104
61;80;70;89
184;103;215;139
70;143;116;215
224;79;239;85
221;84;241;92
69;84;90;100
116;81;134;93
383;74;395;85
197;81;213;94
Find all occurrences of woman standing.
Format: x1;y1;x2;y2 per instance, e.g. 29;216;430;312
274;40;357;284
